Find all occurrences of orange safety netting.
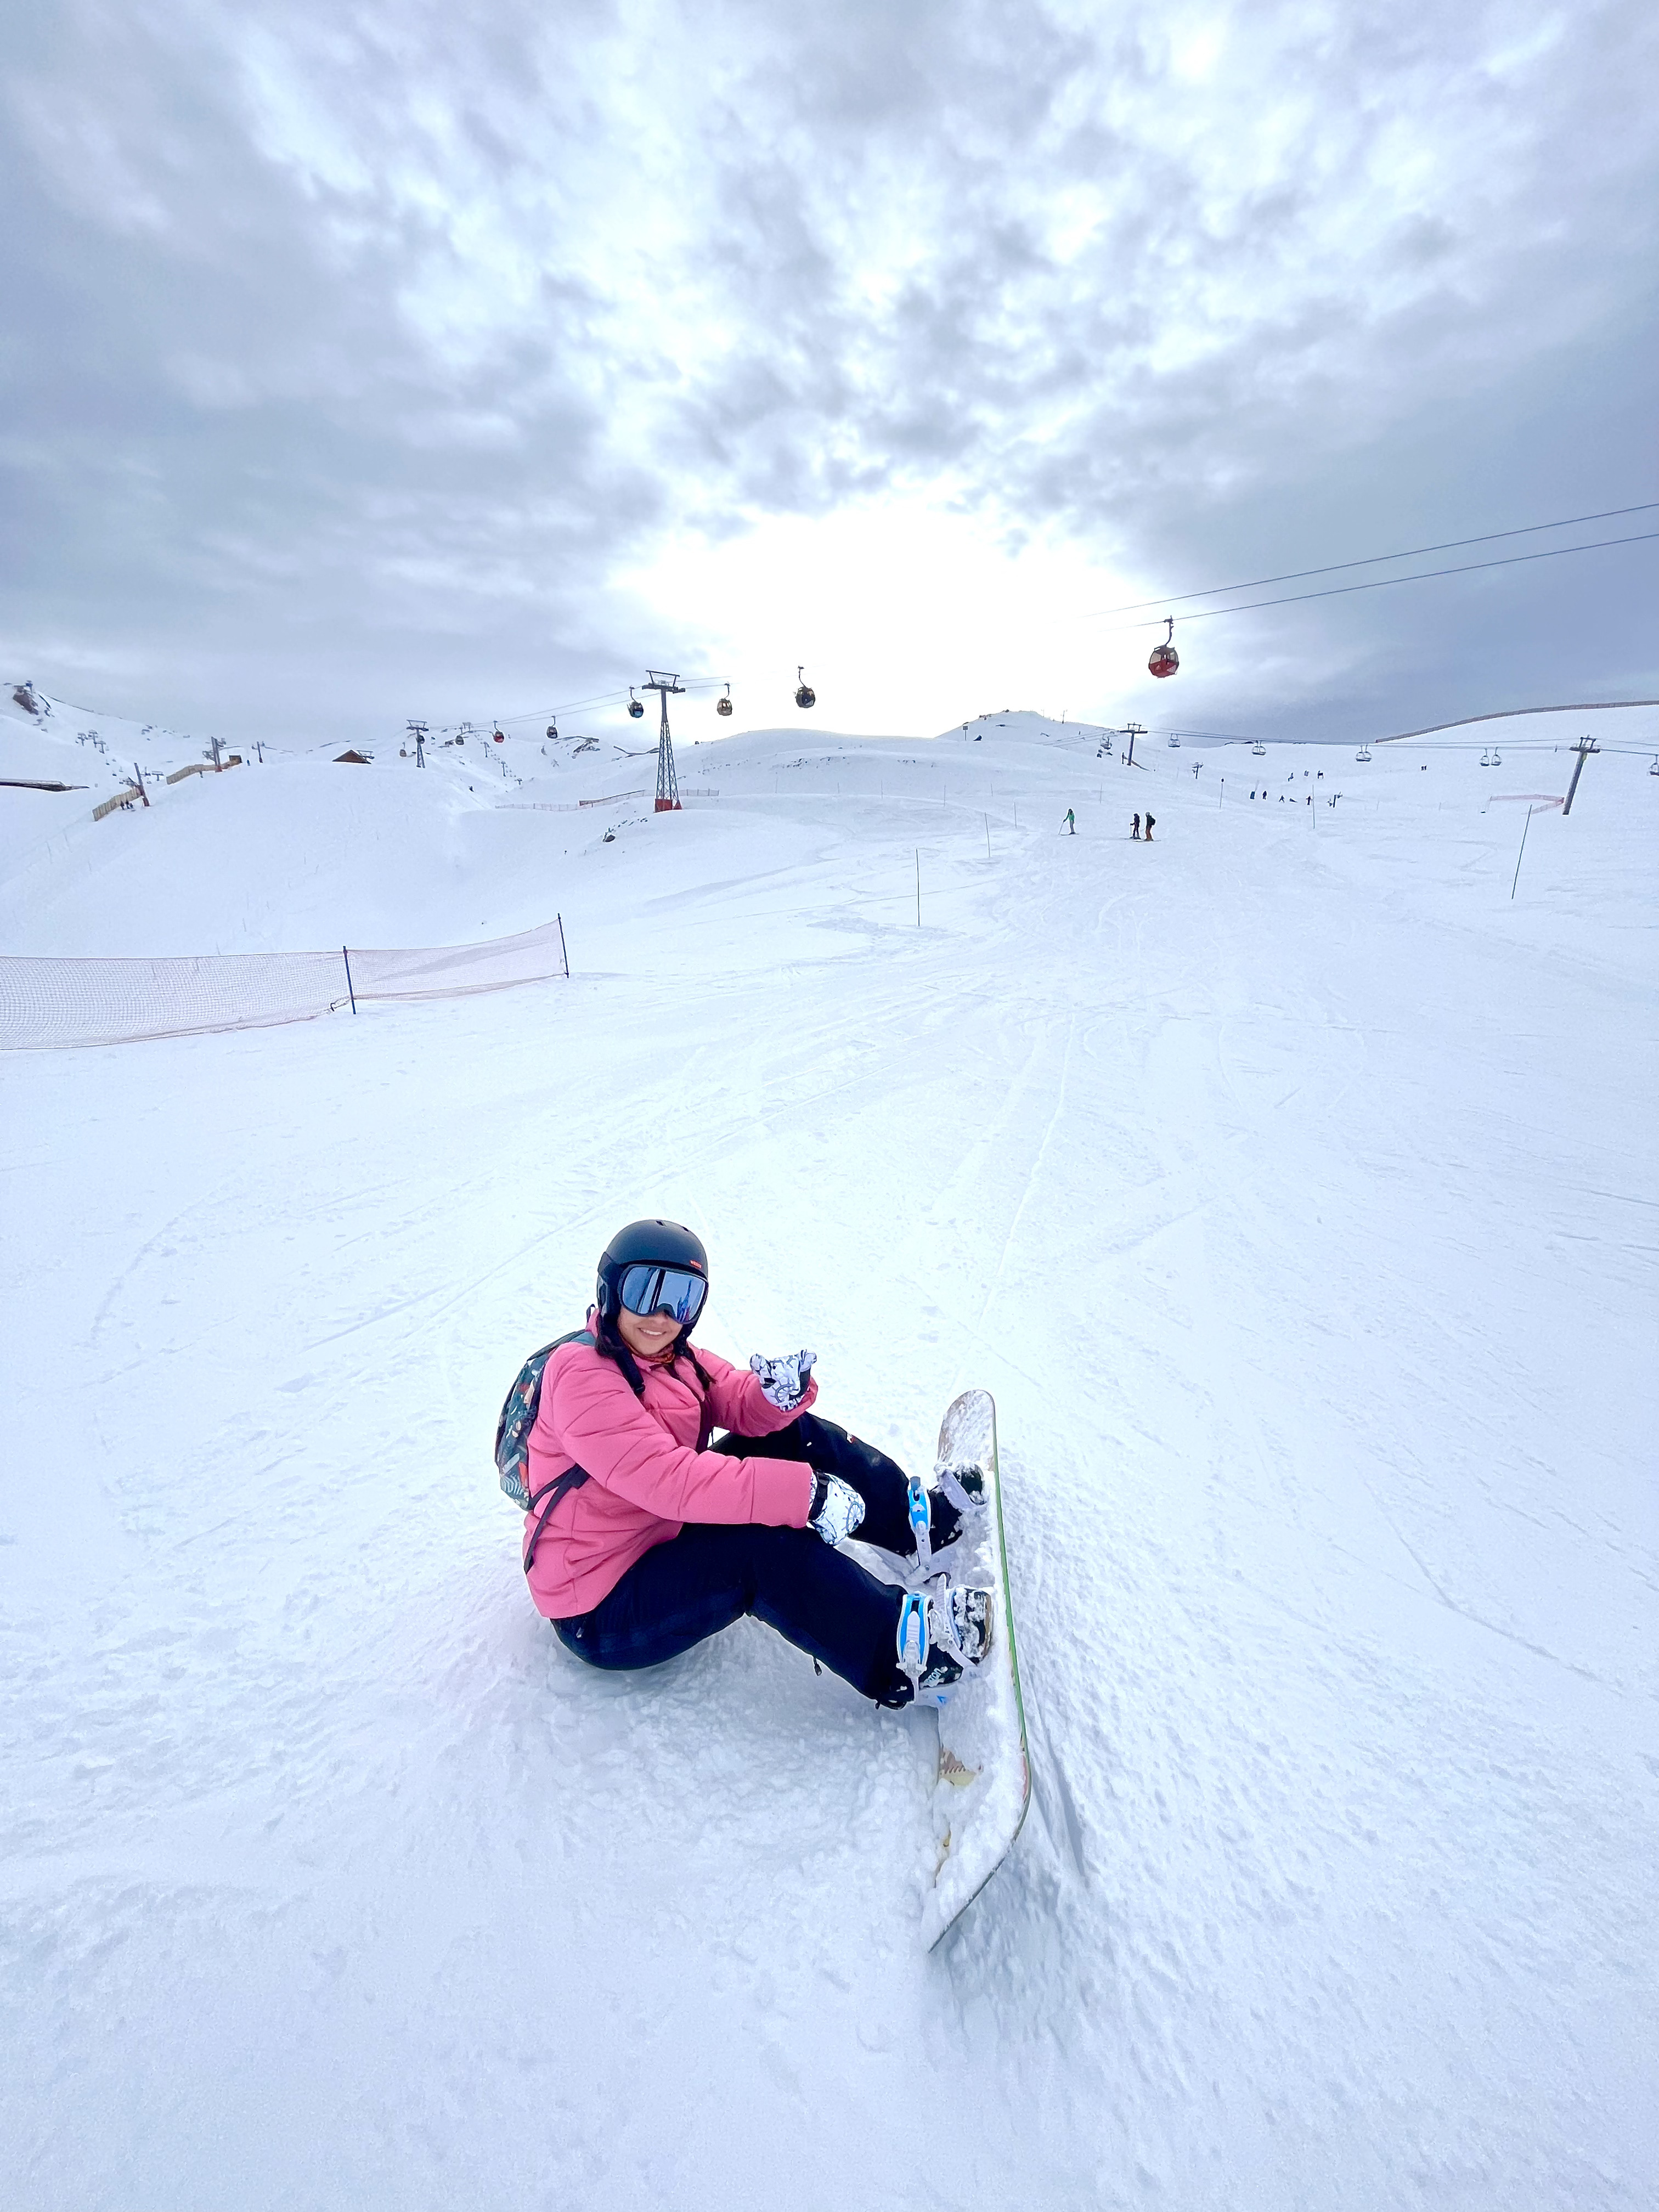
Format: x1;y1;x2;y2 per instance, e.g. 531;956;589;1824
0;918;568;1050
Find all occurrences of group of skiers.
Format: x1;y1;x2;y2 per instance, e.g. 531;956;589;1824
1060;809;1155;839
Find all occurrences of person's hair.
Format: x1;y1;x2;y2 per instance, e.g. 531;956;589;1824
592;1305;713;1403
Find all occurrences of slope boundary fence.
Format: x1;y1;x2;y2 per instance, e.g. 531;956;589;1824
0;917;569;1051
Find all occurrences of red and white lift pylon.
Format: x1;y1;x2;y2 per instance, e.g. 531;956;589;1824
644;670;684;812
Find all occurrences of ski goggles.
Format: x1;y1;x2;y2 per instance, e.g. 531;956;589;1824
617;1262;708;1327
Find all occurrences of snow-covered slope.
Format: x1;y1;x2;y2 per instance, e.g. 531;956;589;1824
3;701;1656;2210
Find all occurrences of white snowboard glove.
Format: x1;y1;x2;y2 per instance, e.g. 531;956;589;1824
808;1472;866;1547
749;1348;816;1411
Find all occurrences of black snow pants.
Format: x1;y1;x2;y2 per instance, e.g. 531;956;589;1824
551;1415;945;1703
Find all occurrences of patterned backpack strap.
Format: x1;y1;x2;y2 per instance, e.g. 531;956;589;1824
496;1329;595;1508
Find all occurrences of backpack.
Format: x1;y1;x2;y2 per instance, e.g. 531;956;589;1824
496;1326;716;1577
496;1328;597;1573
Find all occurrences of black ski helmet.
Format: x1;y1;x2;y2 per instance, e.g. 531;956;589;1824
595;1218;709;1324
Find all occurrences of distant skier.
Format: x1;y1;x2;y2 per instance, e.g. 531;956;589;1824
1144;813;1155;842
511;1221;994;1709
1063;807;1076;834
1132;812;1141;839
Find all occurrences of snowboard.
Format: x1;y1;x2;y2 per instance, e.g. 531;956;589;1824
919;1387;1031;1949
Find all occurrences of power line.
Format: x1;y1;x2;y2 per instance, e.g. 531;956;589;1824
1098;530;1659;633
1091;502;1659;617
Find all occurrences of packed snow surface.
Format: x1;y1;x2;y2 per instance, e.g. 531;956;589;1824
3;701;1656;2209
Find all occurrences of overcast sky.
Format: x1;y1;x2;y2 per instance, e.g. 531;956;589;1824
4;0;1656;746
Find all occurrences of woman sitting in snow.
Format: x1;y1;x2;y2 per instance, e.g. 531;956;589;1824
517;1219;993;1708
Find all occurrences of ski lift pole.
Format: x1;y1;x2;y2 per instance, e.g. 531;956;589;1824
916;850;921;927
1562;735;1598;817
341;945;358;1014
643;671;684;810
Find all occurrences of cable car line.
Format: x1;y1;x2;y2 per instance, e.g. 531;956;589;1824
433;674;735;736
1099;529;1659;634
1091;502;1659;617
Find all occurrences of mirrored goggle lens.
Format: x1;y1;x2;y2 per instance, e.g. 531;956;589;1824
619;1263;707;1324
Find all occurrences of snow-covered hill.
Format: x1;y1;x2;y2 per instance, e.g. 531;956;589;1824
3;696;1656;2209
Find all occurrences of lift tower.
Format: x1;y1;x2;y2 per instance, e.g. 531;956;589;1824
644;670;684;812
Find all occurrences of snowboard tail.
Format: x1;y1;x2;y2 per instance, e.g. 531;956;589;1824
920;1387;1030;1949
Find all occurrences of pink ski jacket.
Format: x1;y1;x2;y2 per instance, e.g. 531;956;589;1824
522;1315;818;1620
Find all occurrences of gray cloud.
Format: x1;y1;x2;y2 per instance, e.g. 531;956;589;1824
3;0;1655;742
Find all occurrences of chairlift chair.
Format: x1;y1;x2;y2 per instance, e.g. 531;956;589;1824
794;665;816;710
1649;754;1658;776
1491;749;1502;766
1251;741;1266;756
1167;732;1181;748
1148;617;1179;679
717;684;733;718
1480;749;1490;765
546;720;558;740
628;689;645;719
1356;745;1372;761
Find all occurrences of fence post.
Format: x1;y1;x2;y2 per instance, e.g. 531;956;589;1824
557;913;569;979
1510;806;1534;901
342;946;358;1014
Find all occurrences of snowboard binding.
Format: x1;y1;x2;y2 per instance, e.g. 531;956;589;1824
893;1581;996;1708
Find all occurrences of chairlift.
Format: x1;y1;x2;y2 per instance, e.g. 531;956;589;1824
1491;749;1502;766
794;665;816;710
717;683;733;718
493;728;505;744
1167;732;1181;748
1356;745;1372;762
1480;749;1490;766
546;720;558;740
1251;741;1266;757
1649;754;1658;776
628;689;645;720
1148;616;1179;679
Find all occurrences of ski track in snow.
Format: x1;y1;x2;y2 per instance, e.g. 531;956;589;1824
3;707;1657;2210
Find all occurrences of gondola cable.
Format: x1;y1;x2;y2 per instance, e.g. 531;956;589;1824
1092;501;1659;617
1098;528;1659;635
